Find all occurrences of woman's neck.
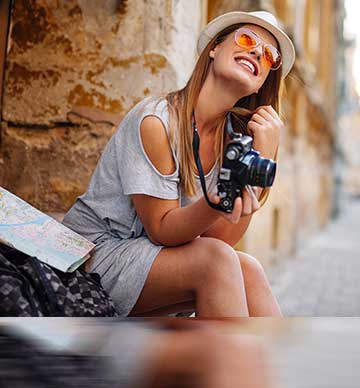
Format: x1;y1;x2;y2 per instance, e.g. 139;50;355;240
194;70;248;135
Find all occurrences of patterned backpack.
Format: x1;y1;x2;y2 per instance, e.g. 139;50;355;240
0;243;118;317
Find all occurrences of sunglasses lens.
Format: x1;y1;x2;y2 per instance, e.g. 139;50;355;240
234;29;282;71
235;31;258;48
264;45;282;69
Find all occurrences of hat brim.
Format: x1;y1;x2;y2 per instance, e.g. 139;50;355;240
197;12;296;78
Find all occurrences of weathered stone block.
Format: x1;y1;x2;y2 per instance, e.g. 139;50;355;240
2;0;183;125
0;121;115;212
0;0;202;212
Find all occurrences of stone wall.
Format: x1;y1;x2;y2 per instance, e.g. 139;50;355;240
0;0;202;212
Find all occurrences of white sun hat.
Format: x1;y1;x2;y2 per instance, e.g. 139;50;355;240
197;11;296;78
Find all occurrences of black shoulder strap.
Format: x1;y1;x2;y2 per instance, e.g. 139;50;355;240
192;116;222;211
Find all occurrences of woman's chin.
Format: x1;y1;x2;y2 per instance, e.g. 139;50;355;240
224;71;256;94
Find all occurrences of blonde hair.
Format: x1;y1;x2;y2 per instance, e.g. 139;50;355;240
166;24;283;205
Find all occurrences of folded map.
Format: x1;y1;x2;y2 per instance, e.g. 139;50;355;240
0;187;95;272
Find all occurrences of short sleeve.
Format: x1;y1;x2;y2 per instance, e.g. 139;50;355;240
116;99;180;200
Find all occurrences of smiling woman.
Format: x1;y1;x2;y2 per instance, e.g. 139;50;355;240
208;23;280;97
63;11;296;317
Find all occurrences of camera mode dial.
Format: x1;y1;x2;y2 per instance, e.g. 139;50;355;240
226;147;239;161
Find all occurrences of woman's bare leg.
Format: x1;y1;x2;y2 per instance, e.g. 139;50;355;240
237;252;282;316
129;237;249;317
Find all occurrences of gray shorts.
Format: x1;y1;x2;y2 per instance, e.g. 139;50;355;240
89;236;163;316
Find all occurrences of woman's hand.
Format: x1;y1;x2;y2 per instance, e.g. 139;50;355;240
210;185;260;224
247;105;283;160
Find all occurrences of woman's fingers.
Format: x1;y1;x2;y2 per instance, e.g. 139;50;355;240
247;105;281;161
254;105;283;129
263;104;279;118
229;197;243;223
208;192;221;205
209;192;240;223
255;107;275;123
251;113;267;125
246;186;261;213
210;188;260;224
256;105;277;120
259;105;284;127
247;119;262;132
241;187;253;216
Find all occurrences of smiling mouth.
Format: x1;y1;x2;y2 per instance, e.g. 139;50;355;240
234;57;258;76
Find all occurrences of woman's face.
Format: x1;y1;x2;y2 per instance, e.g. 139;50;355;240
209;24;279;97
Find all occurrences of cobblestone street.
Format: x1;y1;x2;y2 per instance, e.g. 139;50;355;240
269;197;360;316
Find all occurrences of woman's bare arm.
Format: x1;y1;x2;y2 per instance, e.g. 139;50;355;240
131;116;221;246
132;193;220;246
132;116;261;246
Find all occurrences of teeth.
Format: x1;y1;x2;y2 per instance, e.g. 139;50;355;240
236;58;256;74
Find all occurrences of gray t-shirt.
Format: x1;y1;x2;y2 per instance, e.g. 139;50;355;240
63;96;218;315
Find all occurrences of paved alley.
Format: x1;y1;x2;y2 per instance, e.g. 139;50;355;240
269;197;360;316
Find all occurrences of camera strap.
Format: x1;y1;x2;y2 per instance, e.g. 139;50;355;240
192;116;222;211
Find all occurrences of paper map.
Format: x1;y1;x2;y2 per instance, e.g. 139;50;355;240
0;187;95;272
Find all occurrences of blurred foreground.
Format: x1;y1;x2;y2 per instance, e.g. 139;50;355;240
1;318;360;388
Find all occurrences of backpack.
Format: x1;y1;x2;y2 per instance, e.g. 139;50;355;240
0;243;118;317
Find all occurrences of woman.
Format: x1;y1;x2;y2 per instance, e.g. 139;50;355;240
63;11;296;317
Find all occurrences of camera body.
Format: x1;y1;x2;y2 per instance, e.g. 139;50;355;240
217;133;277;213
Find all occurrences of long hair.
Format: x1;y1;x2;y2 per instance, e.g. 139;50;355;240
166;24;283;204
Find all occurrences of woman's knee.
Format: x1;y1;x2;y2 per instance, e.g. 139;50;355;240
236;252;266;282
191;238;243;284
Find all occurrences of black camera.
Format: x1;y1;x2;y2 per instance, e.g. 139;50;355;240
217;115;277;212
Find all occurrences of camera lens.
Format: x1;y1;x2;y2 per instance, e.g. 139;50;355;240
248;157;276;187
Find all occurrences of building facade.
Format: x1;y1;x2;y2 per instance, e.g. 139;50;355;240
0;0;341;266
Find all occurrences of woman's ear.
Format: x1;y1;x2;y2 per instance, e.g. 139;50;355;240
209;47;217;59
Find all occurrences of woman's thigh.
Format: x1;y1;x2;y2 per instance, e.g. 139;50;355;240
130;237;240;315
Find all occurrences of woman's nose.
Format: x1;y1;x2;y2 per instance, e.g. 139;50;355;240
249;46;262;61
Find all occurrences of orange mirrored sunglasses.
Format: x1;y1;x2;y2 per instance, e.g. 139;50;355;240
234;28;282;71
